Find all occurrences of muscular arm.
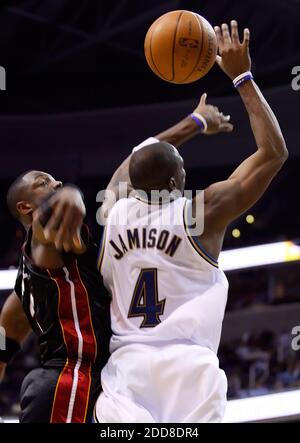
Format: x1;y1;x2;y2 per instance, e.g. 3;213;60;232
0;291;31;381
0;291;31;343
100;95;232;221
204;80;287;229
104;116;203;190
194;21;287;254
100;117;200;197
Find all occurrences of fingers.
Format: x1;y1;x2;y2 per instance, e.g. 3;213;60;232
243;28;250;47
215;21;249;48
43;202;64;240
214;26;224;51
216;55;222;66
221;23;232;46
200;92;207;106
220;122;234;132
220;112;230;121
71;228;83;252
54;206;82;251
220;113;233;132
54;208;73;250
230;20;240;45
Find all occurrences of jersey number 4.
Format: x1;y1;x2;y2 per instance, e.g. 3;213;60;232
128;268;166;328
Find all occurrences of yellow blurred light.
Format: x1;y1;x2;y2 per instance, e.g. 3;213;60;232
246;214;255;224
232;229;241;238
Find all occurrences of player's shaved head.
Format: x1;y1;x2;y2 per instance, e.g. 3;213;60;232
129;142;186;193
7;170;62;225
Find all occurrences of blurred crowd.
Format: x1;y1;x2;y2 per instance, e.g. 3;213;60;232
220;329;300;399
227;263;300;310
0;335;39;417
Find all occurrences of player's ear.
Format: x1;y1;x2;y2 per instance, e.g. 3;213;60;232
16;201;33;217
169;177;177;191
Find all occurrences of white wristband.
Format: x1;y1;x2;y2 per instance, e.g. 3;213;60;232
190;112;208;133
232;71;253;88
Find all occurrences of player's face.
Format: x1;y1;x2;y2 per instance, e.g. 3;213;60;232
24;171;63;209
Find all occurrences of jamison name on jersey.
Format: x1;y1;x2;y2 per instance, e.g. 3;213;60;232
109;228;182;260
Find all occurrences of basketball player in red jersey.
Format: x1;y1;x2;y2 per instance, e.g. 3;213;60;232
0;181;112;422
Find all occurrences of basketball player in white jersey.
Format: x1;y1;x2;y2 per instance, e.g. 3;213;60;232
95;21;288;423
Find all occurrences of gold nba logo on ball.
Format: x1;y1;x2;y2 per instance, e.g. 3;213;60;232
178;37;199;49
0;326;6;350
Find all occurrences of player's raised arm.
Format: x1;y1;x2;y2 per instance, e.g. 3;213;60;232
100;96;233;221
0;291;31;382
197;21;288;232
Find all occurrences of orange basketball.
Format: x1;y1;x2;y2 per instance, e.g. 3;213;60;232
144;10;217;84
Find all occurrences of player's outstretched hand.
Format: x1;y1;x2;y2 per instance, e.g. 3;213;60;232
194;93;233;134
214;20;251;80
34;186;86;253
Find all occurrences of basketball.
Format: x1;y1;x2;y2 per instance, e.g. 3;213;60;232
144;10;217;84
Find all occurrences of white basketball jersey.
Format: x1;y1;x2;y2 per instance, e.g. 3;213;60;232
99;195;228;355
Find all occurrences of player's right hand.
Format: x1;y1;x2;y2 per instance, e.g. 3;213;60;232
0;362;6;383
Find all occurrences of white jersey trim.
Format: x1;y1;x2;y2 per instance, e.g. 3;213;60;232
183;199;219;268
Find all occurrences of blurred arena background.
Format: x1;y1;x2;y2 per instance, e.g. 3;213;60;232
1;0;300;423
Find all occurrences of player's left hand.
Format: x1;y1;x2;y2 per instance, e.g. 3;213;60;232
194;93;233;134
214;20;251;80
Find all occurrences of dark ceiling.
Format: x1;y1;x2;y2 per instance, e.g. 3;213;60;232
0;0;300;114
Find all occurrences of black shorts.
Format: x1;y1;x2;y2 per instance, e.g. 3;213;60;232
20;365;101;423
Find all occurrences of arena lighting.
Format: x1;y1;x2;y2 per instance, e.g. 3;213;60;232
3;389;300;423
219;240;300;271
246;214;255;224
0;269;18;291
231;228;241;238
223;389;300;422
1;241;300;291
